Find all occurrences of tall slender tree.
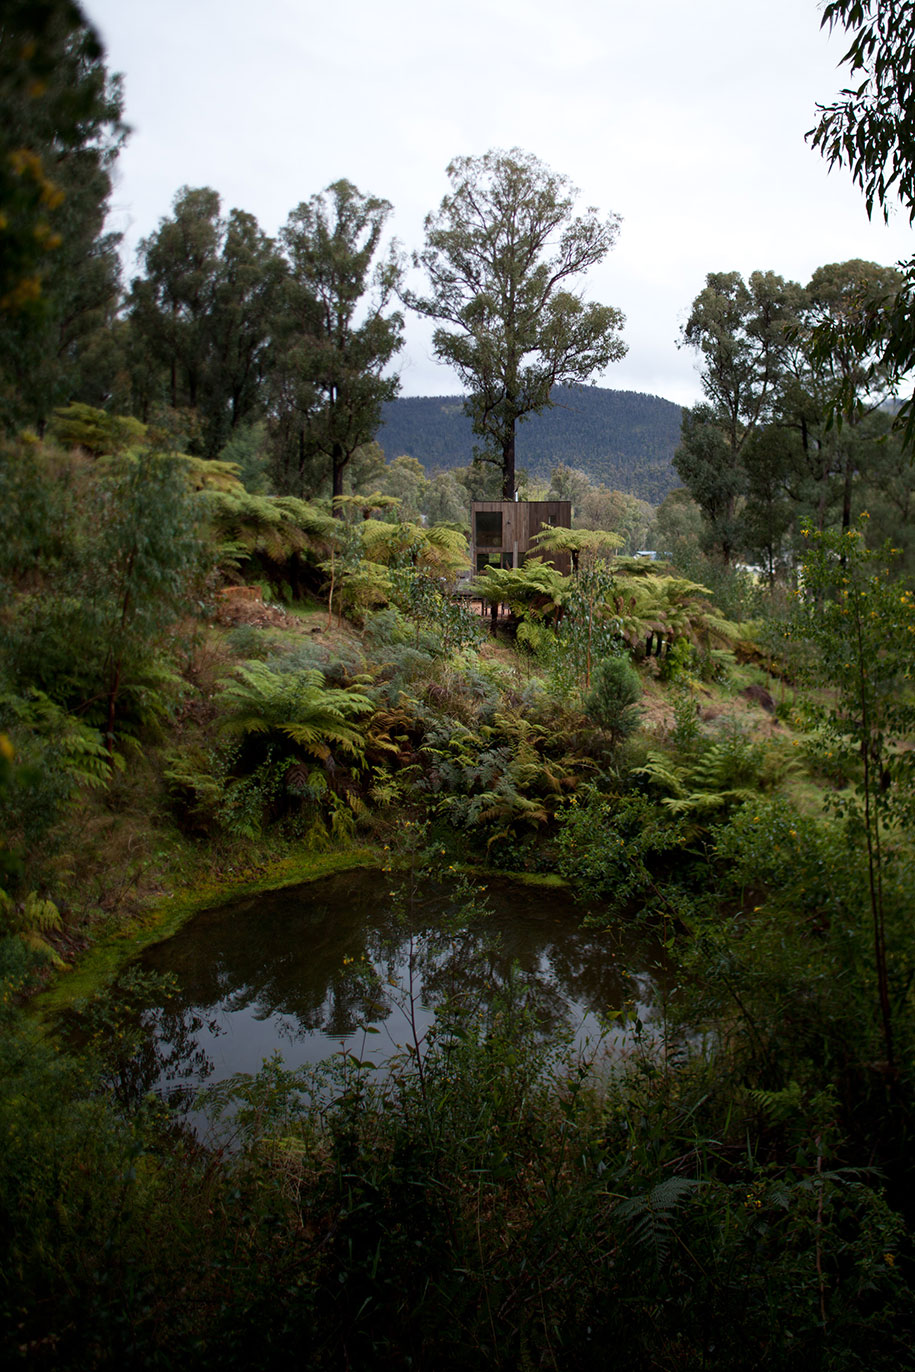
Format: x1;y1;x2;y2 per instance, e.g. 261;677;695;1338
782;259;902;534
407;149;626;499
207;209;284;450
677;260;903;567
675;271;799;563
273;180;403;505
129;187;223;419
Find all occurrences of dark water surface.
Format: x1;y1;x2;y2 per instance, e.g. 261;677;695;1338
116;869;669;1118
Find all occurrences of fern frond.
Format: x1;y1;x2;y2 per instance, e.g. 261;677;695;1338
614;1177;700;1269
0;889;66;967
632;751;688;798
664;787;756;815
747;1081;804;1125
0;689;112;791
700;612;744;645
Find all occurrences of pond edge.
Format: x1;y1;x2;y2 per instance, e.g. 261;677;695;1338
30;849;569;1022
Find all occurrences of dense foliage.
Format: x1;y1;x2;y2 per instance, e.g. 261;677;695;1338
674;262;915;574
3;418;915;1367
0;0;125;432
809;0;915;450
3;5;915;1366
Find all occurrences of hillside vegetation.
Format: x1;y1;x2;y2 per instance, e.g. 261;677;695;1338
2;423;915;1368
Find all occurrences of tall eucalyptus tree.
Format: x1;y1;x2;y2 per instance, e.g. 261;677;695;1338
675;270;800;563
407;149;626;499
128;187;283;454
273;180;403;505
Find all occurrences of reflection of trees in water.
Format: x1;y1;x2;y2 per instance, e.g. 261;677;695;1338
319;964;389;1039
125;871;667;1092
537;933;651;1016
392;922;649;1043
143;914;396;1035
422;918;661;1010
104;1004;221;1108
408;927;569;1037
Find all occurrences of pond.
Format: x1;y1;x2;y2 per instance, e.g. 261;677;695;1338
98;868;671;1134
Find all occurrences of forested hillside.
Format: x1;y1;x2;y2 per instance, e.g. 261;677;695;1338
376;385;682;503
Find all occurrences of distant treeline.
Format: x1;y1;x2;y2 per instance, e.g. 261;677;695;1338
375;386;683;505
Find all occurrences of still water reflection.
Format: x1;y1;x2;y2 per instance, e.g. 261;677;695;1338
117;870;668;1114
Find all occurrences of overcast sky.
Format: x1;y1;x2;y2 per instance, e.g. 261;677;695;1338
83;0;913;408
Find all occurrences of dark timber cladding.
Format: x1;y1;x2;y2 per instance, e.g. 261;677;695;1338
471;500;572;575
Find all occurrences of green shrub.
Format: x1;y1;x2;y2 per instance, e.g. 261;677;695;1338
583;654;642;743
224;624;277;660
556;789;688;911
657;634;694;683
4;451;209;746
0;689;112;888
713;797;848;920
4;945;915;1370
671;684;702;752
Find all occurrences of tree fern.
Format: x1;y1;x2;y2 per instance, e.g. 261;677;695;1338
218;663;373;762
201;489;337;565
360;518;469;577
470;558;569;616
610;571;743;651
319;556;391;622
49;403;147;456
529;525;622;571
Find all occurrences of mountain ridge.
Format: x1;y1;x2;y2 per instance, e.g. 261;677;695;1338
374;385;684;504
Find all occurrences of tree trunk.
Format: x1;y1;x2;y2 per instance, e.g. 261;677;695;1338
501;427;516;500
332;442;346;515
841;447;854;534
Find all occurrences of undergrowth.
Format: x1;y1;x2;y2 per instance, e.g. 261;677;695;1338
4;439;915;1369
2;937;911;1371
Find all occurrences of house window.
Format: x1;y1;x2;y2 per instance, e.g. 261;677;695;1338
475;511;502;548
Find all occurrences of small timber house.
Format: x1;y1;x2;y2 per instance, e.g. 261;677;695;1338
470;500;572;576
